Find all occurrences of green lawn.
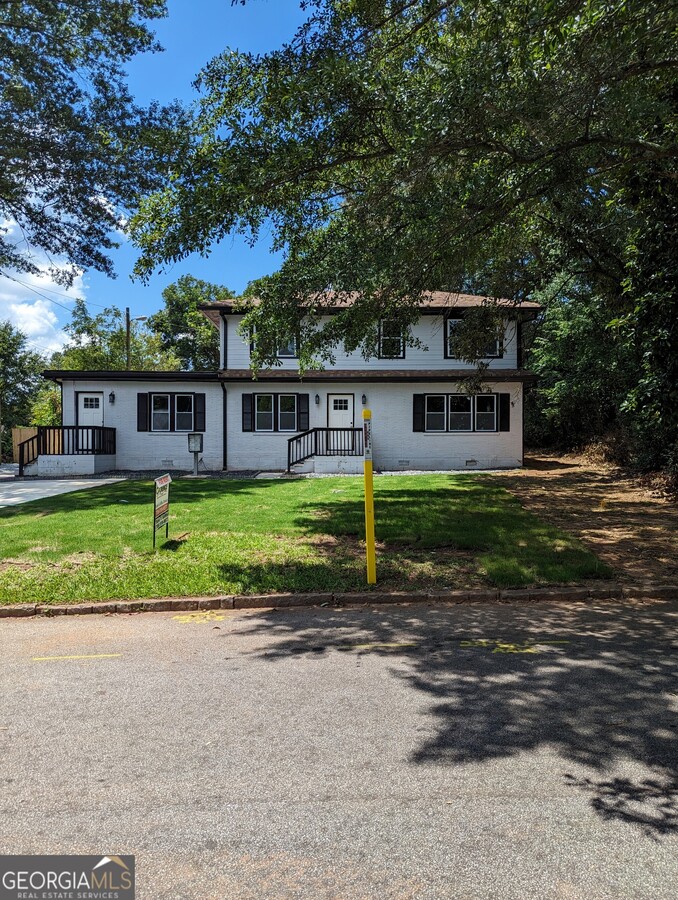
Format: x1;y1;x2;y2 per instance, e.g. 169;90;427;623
0;475;611;604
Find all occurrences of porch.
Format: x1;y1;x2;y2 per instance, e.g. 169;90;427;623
18;426;117;477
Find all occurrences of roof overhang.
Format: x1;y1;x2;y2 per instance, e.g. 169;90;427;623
217;369;537;384
43;370;219;383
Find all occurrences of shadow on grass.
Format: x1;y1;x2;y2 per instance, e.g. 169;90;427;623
236;601;678;838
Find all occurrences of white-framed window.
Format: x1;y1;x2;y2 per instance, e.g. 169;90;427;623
277;336;298;358
255;394;274;431
378;320;406;359
419;394;499;433
475;394;497;431
175;394;194;431
151;394;170;432
425;395;447;431
448;394;473;431
278;394;297;431
445;317;502;358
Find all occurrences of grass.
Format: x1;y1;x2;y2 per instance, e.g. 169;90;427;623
0;475;612;604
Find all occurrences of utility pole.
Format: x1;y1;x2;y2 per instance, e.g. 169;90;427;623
125;307;131;371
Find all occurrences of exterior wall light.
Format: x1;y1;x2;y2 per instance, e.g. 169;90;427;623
108;391;115;405
361;394;367;405
314;394;321;405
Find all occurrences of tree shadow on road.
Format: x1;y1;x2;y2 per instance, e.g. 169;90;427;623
235;600;678;839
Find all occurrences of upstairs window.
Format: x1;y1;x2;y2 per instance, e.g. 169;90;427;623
445;317;503;359
378;320;406;359
277;336;298;358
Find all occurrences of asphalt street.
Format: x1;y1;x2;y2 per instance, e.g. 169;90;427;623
1;601;677;899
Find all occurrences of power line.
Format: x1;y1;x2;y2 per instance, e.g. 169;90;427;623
0;274;110;311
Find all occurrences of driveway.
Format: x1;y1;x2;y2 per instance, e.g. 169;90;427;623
0;464;122;507
0;601;676;899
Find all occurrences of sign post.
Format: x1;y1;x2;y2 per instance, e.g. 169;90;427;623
362;409;377;584
153;473;172;548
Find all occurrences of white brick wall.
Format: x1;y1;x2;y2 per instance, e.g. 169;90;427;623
61;380;224;472
225;381;523;472
225;315;519;371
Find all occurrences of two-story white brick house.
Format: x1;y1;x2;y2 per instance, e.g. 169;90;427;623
31;293;539;476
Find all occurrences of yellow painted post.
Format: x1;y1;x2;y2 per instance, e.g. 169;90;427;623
362;408;377;584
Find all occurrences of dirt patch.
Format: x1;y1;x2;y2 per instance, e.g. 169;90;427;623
495;453;678;583
0;560;35;573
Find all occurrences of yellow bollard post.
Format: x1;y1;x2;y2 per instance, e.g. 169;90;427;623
362;408;377;584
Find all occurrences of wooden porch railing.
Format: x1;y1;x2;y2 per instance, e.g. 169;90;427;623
18;426;116;476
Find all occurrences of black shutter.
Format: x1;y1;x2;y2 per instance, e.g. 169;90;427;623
169;393;176;432
297;394;309;432
273;394;279;432
413;394;425;432
194;393;206;431
242;394;254;432
137;393;149;431
499;393;511;431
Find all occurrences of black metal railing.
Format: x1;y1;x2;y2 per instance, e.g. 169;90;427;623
18;426;117;475
287;427;363;470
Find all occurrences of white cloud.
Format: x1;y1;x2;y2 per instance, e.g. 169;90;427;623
0;219;86;356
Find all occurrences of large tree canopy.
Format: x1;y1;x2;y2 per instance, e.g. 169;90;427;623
0;0;186;285
132;0;676;362
147;275;234;370
49;299;181;371
0;321;43;457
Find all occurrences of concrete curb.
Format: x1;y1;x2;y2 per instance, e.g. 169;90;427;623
0;583;676;618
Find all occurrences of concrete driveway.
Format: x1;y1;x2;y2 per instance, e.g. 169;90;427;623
1;601;676;899
0;464;122;507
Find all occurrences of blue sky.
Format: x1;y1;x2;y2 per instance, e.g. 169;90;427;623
0;0;308;354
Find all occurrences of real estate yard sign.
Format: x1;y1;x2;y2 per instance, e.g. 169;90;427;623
153;473;172;547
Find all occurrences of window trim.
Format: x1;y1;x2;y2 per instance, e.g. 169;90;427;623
421;393;499;433
174;393;194;432
278;394;298;432
444;316;504;359
276;336;298;359
378;320;406;360
424;394;447;432
150;393;171;433
448;394;474;433
474;394;497;432
255;394;275;432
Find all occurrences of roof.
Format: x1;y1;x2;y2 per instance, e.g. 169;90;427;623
219;368;537;384
43;370;219;382
199;291;542;326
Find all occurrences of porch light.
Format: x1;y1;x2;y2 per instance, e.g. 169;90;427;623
314;394;320;405
108;391;115;405
361;394;367;405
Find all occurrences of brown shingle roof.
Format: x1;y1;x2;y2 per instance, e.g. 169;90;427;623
199;291;542;326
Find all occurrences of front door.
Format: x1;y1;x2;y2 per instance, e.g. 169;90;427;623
327;393;354;453
77;392;104;450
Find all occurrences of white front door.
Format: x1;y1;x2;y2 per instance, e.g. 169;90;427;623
78;393;104;450
327;394;355;453
78;393;104;427
327;394;354;429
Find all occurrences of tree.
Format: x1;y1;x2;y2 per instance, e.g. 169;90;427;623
49;299;181;371
147;275;234;370
30;385;62;427
0;0;187;286
0;322;44;459
131;0;677;468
